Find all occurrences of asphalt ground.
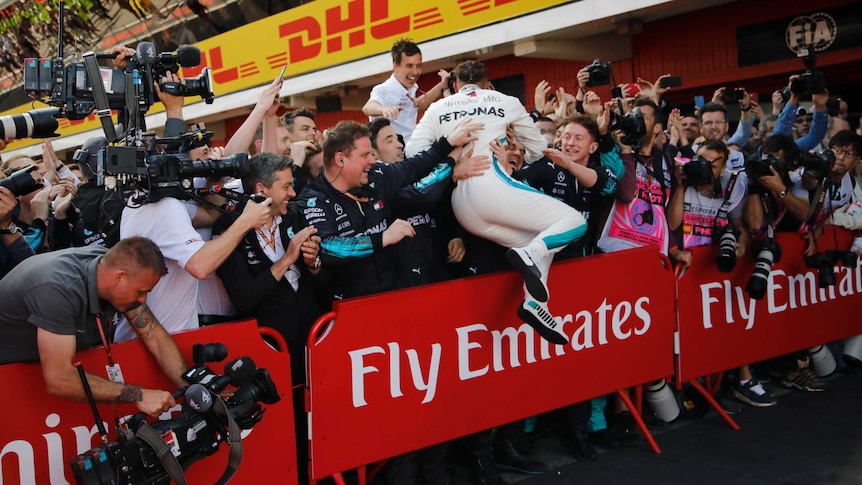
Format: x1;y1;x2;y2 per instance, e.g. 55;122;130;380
501;370;862;485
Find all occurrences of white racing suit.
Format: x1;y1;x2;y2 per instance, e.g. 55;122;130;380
405;84;586;344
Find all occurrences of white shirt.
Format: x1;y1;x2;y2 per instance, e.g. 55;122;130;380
368;73;419;144
115;198;206;341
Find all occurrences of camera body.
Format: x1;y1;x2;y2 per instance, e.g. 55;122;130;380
721;89;745;104
790;70;826;97
799;148;835;181
682;156;715;187
804;250;858;288
609;108;647;147
744;152;786;181
583;59;612;87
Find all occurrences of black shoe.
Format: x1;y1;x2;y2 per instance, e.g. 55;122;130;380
560;431;599;461
506;248;548;302
587;428;620;449
517;300;568;345
493;441;546;475
612;412;643;447
468;451;503;485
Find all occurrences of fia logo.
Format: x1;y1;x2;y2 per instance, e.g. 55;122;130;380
786;13;837;54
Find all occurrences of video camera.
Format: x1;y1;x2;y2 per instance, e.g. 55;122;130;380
69;342;280;485
100;129;259;207
23;2;213;124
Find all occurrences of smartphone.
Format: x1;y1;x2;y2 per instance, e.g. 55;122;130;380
749;92;759;103
694;95;705;108
276;65;287;81
659;76;682;88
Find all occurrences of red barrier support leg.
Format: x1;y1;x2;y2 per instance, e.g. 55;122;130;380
687;379;740;430
616;389;661;454
332;473;347;485
368;460;387;483
357;466;367;485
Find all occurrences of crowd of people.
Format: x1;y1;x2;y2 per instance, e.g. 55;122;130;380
1;37;862;484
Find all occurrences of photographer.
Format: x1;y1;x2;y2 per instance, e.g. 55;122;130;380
693;99;754;171
744;134;811;234
0;185;34;279
0;238;187;417
772;77;828;152
801;131;862;252
115;74;272;342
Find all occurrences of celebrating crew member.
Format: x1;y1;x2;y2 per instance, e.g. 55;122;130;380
0;238;187;417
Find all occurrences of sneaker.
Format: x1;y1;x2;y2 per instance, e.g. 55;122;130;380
781;368;827;392
587;428;620;449
506;248;548;302
732;379;777;407
493;441;546;475
611;411;643;447
560;431;599;461
518;300;568;345
468;451;504;485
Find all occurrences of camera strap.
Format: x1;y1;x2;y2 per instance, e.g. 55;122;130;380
133;394;243;485
135;422;190;485
803;178;829;230
82;52;119;143
712;171;739;233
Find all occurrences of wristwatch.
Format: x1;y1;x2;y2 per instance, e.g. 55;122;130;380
777;189;787;199
0;221;21;235
311;256;322;270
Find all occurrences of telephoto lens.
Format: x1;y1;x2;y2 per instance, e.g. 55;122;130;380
0;166;44;197
0;108;60;140
746;238;781;300
715;226;739;273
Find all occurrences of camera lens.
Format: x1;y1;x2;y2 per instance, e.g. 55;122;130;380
0;166;44;197
0;108;60;140
746;243;777;300
715;227;738;273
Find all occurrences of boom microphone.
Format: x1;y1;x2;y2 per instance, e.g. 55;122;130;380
175;45;202;67
185;383;213;413
224;357;257;387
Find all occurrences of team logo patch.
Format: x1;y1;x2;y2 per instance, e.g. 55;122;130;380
307;197;317;207
334;204;343;215
373;200;385;211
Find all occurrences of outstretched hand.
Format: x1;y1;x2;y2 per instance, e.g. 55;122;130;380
447;118;485;147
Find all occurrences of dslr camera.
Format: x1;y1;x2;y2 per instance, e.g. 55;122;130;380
682;156;715;187
0;166;43;198
609;108;647;147
583;59;612;87
799;148;835;181
70;343;280;485
804;250;858;288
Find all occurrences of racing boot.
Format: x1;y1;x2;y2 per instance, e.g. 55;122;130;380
518;299;568;345
506;246;549;302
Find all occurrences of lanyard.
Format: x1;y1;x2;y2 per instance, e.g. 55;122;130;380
95;313;115;366
255;222;279;252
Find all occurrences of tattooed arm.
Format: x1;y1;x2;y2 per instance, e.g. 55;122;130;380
124;303;188;389
36;327;176;417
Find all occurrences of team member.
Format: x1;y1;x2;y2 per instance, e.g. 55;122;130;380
291;119;482;304
362;38;451;144
406;60;586;345
0;238;186;417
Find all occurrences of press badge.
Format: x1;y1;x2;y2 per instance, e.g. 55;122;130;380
106;363;125;383
845;202;862;216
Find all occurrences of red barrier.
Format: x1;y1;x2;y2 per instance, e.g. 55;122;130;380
1;320;297;485
306;246;676;480
676;228;862;383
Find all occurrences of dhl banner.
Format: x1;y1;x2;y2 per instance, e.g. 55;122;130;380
3;0;573;151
